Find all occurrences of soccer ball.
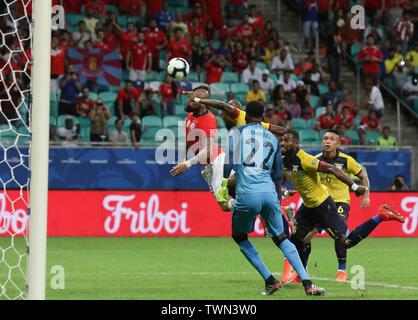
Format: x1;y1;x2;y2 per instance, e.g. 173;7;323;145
167;57;190;80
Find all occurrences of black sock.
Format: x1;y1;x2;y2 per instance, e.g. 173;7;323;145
290;234;308;269
334;240;347;270
346;218;379;249
305;242;312;268
302;279;312;291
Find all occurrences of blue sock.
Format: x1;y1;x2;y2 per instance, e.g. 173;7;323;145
278;239;309;280
346;217;380;249
238;240;271;280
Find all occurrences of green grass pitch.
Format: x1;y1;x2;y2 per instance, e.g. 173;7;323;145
1;237;418;300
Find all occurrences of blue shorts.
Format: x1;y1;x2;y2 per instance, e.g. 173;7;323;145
232;192;284;236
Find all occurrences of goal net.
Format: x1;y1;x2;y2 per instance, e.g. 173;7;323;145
0;0;50;300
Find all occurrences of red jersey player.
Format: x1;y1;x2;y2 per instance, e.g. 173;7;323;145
170;85;226;209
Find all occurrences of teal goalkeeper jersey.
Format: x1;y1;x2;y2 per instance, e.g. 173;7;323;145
227;123;283;195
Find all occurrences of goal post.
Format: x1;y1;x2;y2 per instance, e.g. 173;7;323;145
26;0;52;300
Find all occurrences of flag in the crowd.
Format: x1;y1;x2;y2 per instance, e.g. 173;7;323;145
67;48;122;86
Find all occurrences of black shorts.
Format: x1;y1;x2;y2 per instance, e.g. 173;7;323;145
294;196;348;240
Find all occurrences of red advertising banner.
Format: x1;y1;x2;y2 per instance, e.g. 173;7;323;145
1;191;417;237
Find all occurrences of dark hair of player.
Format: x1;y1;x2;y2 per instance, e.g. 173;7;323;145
325;129;341;137
246;101;264;119
285;129;299;142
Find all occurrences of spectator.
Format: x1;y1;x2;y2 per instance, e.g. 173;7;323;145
277;70;297;95
72;20;96;49
115;81;140;119
379;39;391;76
364;19;384;44
220;17;237;42
358;35;383;83
246;80;266;104
89;99;111;142
155;0;173;32
303;70;320;96
188;15;206;39
159;75;177;117
168;12;189;39
285;92;302;118
183;2;210;26
300;92;314;120
339;12;362;65
204;20;217;42
377;126;398;150
336;124;352;145
76;87;94;118
363;0;384;23
259;70;275;96
109;118;129;144
310;62;323;84
326;25;342;85
263;104;281;126
298;0;319;52
205;54;228;84
384;47;404;74
233;13;254;41
384;0;404;39
402;74;418;107
50;35;66;96
119;0;144;19
118;22;138;66
57;117;80;141
83;7;99;35
334;106;354;129
316;103;336;131
393;10;414;54
139;89;158;118
130;112;148;149
271;48;295;76
191;35;204;73
58;64;82;116
201;45;215;70
292;80;308;106
205;0;223;30
272;84;286;102
260;39;278;67
337;90;358;117
360;78;385;118
231;41;248;73
144;18;168;72
320;80;342;111
248;4;265;30
388;174;409;191
294;51;315;76
359;110;380;137
406;41;418;67
390;59;414;94
166;28;192;63
274;98;293;128
241;59;262;85
126;31;152;83
102;13;119;50
0;74;20;126
85;0;105;19
94;29;111;50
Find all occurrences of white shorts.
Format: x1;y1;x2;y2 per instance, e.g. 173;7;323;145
129;69;147;82
201;152;225;198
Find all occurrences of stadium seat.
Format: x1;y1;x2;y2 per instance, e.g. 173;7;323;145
220;72;239;84
142;115;162;129
278;73;298;82
231;83;249;93
108;116;118;128
212;82;230;93
292;118;308;129
187;71;199;83
366;131;379;144
18;126;30;135
105;5;119;15
99;92;117;104
66;13;84;27
319;129;327;140
141;126;161;143
353;117;361;129
157;71;167;82
163;116;182;129
315;106;326;118
318;84;329;96
299;129;319;144
97;85;110;93
50;116;57;126
350;43;362;62
345;130;360;144
89;92;99;101
50;93;58;103
256;62;267;70
109;86;121;93
175;104;188;117
79;126;90;142
269;73;277;85
0;125;17;143
57;115;79;128
212;41;221;49
146;71;159;82
306;118;316;129
308;95;320;109
235;92;247;105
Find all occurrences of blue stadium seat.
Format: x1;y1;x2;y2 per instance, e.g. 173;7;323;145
308;95;320;109
221;72;239;84
142;115;162;129
366;131;379;144
318;84;329;96
231;83;249;93
299;129;319;144
315;107;326;118
57;115;79;128
292;118;308;129
99;92;117;104
306;118;316;130
163;116;182;128
212;82;230;93
353;117;361;129
345;130;360;144
141;127;161;143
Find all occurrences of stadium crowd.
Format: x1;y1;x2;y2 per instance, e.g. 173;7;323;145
1;0;417;148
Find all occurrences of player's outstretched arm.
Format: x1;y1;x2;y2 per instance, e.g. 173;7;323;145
268;124;287;136
183;91;236;115
318;161;367;196
358;170;370;208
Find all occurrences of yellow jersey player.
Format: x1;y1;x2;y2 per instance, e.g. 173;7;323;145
314;129;370;281
280;129;405;284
